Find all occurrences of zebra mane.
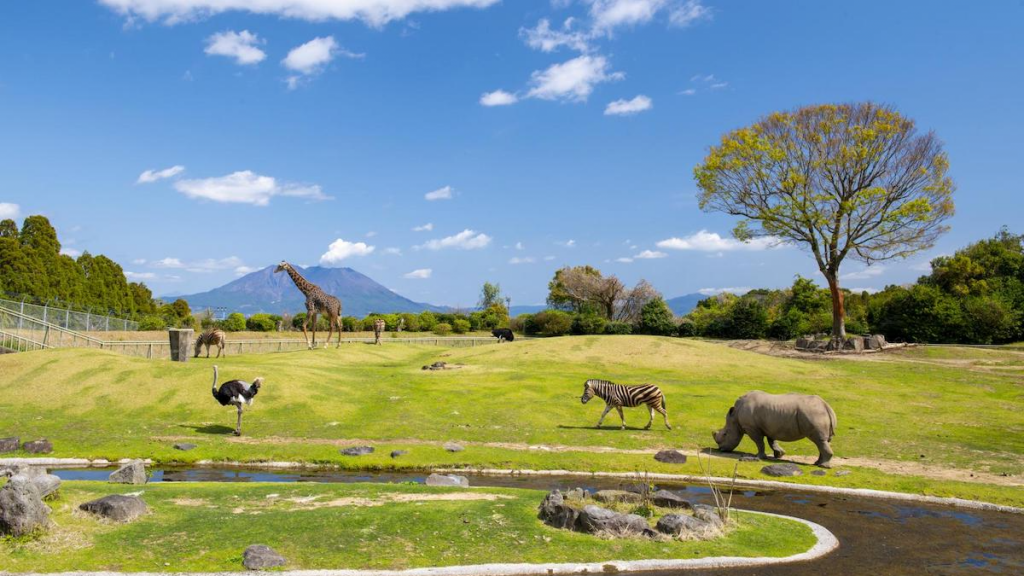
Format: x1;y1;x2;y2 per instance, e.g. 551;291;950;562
586;378;615;387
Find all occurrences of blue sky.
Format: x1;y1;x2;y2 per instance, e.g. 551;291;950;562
1;1;1021;307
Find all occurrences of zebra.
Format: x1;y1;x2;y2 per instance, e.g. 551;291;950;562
580;379;671;430
194;329;227;358
373;318;385;345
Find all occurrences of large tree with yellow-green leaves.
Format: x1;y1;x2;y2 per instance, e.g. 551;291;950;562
694;103;955;345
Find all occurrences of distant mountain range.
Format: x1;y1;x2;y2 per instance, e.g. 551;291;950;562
174;265;445;318
666;294;705;316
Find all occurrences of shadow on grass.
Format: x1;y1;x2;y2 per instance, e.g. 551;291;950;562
180;424;236;435
556;424;652;431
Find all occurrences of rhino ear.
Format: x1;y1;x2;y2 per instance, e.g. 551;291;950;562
727;406;735;416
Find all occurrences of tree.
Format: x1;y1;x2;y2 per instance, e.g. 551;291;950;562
0;219;17;239
479;282;503;309
637;298;677;336
613;279;661;323
547;266;624;318
695;102;955;344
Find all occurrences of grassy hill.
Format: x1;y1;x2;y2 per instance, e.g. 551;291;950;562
0;336;1021;505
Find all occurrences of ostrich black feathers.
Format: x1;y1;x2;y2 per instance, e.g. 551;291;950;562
210;365;263;436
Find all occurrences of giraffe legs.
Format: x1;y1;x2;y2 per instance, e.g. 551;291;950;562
301;313;312;349
324;313;334;350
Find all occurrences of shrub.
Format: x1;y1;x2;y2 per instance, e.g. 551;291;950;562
221;312;246;332
452;318;471;334
604;321;632;335
637;298;677;336
342;316;360;332
510;314;531;334
676;318;696;337
433;322;452;336
292;313;330;331
418;311;438;331
532;310;573;336
400;313;420;332
138;315;166;331
246;313;276;332
572;313;607;335
729;298;769;339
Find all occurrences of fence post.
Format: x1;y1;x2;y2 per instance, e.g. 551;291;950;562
66;307;71;328
42;303;48;325
18;298;25;330
86;311;91;332
105;316;110;331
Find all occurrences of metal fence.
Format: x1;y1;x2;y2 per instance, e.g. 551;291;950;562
0;297;139;332
0;308;107;352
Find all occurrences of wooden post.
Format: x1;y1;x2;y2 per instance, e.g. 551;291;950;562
168;328;193;362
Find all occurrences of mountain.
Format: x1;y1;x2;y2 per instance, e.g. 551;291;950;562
174;265;446;317
666;293;705;317
509;304;548;316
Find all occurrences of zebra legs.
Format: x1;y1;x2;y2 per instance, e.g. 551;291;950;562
615;406;626;430
655;404;672;430
645;406;655;430
596;404;613;428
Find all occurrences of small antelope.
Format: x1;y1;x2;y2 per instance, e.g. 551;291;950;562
194;329;227;358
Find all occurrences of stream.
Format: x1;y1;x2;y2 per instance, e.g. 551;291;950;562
53;467;1024;575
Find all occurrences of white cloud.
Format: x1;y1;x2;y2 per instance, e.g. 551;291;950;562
561;239;576;248
152;257;185;269
173;170;329;206
615;257;633;263
365;231;377;238
136;165;185;184
698;287;751;296
383;247;403;255
710;81;728;89
526;55;623;103
679;88;696;96
97;0;500;27
520;18;592;52
204;30;265;65
515;241;524;250
283;36;338;74
132;258;147;265
125;271;157;281
60;248;82;258
320;239;375;265
417;229;491;251
604;94;652;116
404;268;432;279
668;0;711;27
841;265;886;281
425;185;453;201
413;223;434;232
479;90;519;107
234;265;258;276
635;249;666;259
0;203;20;220
509;256;535;264
589;0;669;32
657;230;782;252
151;256;246;273
544;255;556;261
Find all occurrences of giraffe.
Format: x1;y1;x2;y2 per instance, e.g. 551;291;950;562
275;261;343;349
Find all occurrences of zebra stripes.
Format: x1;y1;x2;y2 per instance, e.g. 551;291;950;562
581;378;671;430
194;329;226;358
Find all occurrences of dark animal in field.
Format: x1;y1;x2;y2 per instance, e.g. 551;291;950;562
713;390;837;468
492;328;514;343
373;318;385;345
194;329;226;358
275;261;343;349
580;379;671;430
210;365;263;436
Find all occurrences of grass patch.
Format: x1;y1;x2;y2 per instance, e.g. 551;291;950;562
0;336;1021;505
0;481;814;572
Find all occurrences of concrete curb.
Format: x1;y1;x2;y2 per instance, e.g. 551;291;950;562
0;510;836;576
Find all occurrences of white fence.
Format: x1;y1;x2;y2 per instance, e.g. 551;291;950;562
0;297;139;332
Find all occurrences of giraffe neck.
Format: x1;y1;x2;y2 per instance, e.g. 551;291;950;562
285;266;315;296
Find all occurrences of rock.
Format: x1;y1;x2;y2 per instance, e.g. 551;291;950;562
173;443;197;451
656;513;707;536
390;450;408;458
565;488;586;501
30;474;61;498
761;463;803;477
79;495;148;522
242;544;286;571
0;437;19;453
794;337;813;350
443;442;465;453
577;505;648;536
835;470;851;477
843;337;864;352
538;491;579;530
109;461;147;485
425;473;469;488
811;470;827;476
809;340;830;351
738;455;759;462
652;490;692;509
692;504;724;528
653;450;687;464
22;439;52;454
864;334;887;350
0;476;50;536
422;361;450;371
340;446;374;456
593;490;641;505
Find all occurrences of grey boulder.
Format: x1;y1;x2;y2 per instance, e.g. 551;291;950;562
79;495;148;522
390;450;408;458
443;442;465;453
30;474;62;498
761;463;803;477
173;443;197;451
656;514;708;536
593;490;641;504
0;437;19;453
652;490;692;509
653;450;688;464
109;461;147;485
538;491;579;530
22;439;52;454
577;505;648;536
243;544;286;570
425;473;469;488
340;446;374;456
692;504;724;528
0;476;50;536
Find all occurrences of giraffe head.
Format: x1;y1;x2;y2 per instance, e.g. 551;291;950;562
274;261;291;274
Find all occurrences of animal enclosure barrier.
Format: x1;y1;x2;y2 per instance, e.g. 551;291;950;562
0;297;139;332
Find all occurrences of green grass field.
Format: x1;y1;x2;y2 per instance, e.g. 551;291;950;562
1;336;1021;505
0;481;814;571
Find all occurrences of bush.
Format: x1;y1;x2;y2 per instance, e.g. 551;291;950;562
572;313;607;335
222;312;246;332
138;315;166;331
452;318;471;334
433;322;452;336
531;310;573;336
510;314;531;334
604;321;632;335
418;311;438;331
637;298;677;336
400;313;420;332
342;316;360;332
728;298;769;339
292;312;330;331
676;318;696;337
246;313;276;332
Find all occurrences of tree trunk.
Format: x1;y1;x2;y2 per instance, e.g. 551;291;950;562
824;273;847;346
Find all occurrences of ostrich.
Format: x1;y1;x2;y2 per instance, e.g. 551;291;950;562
210;365;263;436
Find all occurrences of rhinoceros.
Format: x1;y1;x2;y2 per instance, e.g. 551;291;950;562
712;391;837;468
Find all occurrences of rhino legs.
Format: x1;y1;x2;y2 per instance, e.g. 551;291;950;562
750;432;768;459
768;438;786;459
812;437;834;468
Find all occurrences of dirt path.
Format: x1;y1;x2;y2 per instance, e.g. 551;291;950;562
151;434;1022;487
